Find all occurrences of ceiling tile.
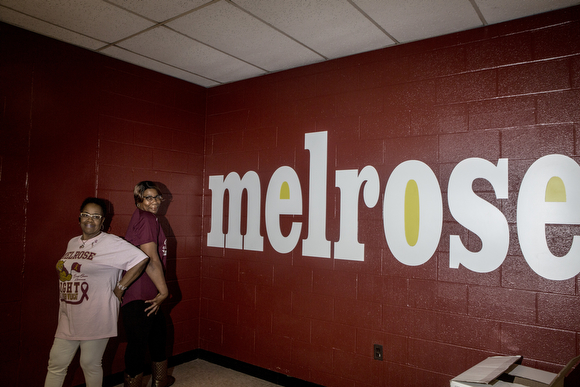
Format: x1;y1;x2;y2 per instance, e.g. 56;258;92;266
0;5;106;49
166;1;325;72
475;0;580;24
353;0;483;43
106;0;211;23
101;45;219;87
116;26;266;83
234;0;395;59
2;0;579;88
0;0;154;42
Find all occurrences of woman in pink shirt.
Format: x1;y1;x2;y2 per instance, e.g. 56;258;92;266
44;197;149;387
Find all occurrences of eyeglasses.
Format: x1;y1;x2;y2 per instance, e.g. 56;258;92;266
80;212;103;220
143;195;164;202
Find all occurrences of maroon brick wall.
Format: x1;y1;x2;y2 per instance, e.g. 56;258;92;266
0;23;205;386
203;6;580;387
1;4;579;387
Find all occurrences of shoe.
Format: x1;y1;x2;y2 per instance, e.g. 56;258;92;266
151;360;175;387
123;372;143;387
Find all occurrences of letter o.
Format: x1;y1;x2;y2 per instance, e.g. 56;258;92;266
383;160;442;266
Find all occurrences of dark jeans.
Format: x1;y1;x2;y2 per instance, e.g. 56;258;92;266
121;300;167;376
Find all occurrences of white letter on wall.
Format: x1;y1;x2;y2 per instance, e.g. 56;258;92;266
448;158;509;272
207;172;263;251
335;166;380;261
266;166;303;254
518;154;580;280
302;131;331;258
383;160;442;266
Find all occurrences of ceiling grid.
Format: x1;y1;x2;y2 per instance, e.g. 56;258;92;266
1;0;578;87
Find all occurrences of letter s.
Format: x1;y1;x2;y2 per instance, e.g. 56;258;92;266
448;158;509;272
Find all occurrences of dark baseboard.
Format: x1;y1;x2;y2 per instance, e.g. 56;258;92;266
81;349;323;387
194;349;323;387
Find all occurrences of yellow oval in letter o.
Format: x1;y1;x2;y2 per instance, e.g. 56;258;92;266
405;180;420;246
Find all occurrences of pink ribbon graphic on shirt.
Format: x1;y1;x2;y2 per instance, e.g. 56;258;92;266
61;282;89;305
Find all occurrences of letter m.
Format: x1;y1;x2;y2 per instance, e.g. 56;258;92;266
207;171;263;251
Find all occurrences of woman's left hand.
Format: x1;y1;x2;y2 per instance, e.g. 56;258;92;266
144;292;168;316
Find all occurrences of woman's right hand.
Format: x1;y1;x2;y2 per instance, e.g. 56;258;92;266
113;287;125;303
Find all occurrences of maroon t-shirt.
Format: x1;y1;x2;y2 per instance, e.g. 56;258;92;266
121;208;167;306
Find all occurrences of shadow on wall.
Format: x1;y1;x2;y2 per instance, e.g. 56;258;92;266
155;181;182;359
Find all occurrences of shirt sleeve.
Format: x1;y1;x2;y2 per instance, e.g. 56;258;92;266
126;211;159;247
97;234;149;271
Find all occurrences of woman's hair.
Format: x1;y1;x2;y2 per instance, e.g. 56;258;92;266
133;181;161;206
79;197;107;217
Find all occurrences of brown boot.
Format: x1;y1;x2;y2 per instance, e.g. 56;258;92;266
151;360;175;387
124;372;143;387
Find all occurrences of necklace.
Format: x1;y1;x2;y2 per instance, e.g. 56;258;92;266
80;232;101;249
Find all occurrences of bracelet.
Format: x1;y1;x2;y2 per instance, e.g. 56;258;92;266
116;282;127;291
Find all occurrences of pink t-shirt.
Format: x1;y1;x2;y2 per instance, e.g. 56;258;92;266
55;232;148;340
121;208;167;306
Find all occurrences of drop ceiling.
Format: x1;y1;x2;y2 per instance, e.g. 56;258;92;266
1;0;578;88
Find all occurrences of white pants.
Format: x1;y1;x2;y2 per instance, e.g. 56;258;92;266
44;337;109;387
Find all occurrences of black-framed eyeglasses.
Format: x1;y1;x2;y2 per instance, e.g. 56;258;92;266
143;195;164;202
80;212;103;220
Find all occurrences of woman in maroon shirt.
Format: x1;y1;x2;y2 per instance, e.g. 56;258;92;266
120;181;174;387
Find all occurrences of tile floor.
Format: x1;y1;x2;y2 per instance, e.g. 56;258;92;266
111;359;280;387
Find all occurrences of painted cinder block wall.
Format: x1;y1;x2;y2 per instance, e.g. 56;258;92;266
202;5;580;387
1;4;579;387
0;23;205;386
